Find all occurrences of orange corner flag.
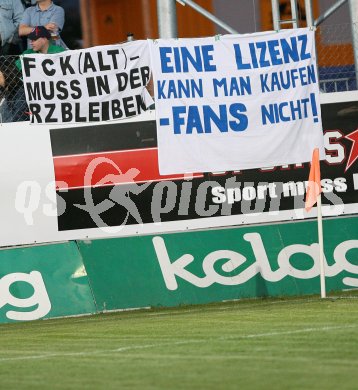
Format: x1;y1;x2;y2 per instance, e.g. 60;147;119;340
305;148;322;212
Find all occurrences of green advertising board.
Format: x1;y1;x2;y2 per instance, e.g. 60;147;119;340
1;216;356;323
79;216;358;311
0;242;96;323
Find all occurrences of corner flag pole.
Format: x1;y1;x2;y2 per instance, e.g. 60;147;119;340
305;148;326;298
316;192;326;298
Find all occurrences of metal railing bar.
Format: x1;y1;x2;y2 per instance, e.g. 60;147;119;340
176;0;239;34
314;0;348;27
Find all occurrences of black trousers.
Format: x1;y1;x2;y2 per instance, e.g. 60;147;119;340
0;42;10;55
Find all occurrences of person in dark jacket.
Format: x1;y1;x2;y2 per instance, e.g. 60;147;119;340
0;57;27;122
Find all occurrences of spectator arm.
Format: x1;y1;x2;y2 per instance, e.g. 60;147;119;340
19;24;33;37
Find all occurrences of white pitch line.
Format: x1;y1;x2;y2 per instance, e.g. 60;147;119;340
226;324;358;340
0;340;198;362
0;324;356;363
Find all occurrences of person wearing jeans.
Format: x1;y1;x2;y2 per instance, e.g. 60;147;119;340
0;0;24;55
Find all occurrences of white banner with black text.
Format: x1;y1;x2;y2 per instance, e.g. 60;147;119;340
22;40;153;124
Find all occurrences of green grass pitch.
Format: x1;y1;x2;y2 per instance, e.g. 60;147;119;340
1;293;358;389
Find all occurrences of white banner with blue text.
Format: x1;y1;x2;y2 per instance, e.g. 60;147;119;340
149;28;325;174
21;41;153;124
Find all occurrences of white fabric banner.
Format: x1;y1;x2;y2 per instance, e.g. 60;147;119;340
149;28;325;174
22;41;153;124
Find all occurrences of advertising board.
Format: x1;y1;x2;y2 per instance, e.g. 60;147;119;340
0;92;356;247
0;242;96;323
78;216;358;311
